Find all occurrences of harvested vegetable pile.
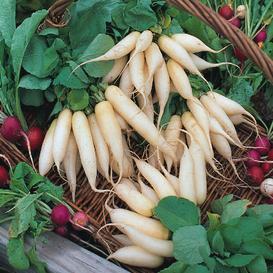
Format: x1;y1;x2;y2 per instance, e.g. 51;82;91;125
0;0;272;272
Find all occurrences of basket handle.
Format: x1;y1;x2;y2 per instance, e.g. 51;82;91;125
168;0;273;84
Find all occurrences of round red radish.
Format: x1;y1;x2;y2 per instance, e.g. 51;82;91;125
233;47;246;62
247;166;264;185
54;226;68;237
72;211;89;231
219;5;234;19
254;30;267;43
0;116;23;143
260;178;273;197
22;127;44;152
0;166;9;187
268;149;273;160
254;136;271;155
262;162;272;174
51;204;70;226
246;150;261;167
229;17;241;28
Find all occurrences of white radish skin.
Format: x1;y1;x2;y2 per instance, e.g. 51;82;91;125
114;112;130;131
119;66;134;98
164;115;182;172
161;166;180;195
39;119;57;176
229;114;256;129
103;56;128;83
72;112;97;191
115;181;155;217
158;35;201;76
145;42;164;80
176;132;185;164
108;208;169;239
53;109;72;172
113;234;133;246
144;63;153;96
88;114;110;181
120;178;139;191
108;246;164;268
80;31;140;64
189;139;207;205
63;132;78;202
181;112;214;166
137;175;160;204
127;30;153;66
137;94;154;122
154;60;170;127
129;51;146;97
207;91;256;122
190;53;236;71
210;133;240;178
172;33;222;53
179;143;196;204
148;145;164;169
200;95;243;147
134;159;176;199
121;225;173;257
209;116;238;145
105;85;176;160
167;59;193;100
187;97;212;152
95;101;124;180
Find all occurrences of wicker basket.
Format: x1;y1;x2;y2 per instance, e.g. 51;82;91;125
2;1;273;272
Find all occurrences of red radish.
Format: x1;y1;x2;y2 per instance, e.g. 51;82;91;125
260;178;273;197
0;116;23;143
247;166;264;185
51;204;70;226
233;47;246;62
254;30;267;43
262;162;273;174
265;197;273;204
268;149;273;160
72;211;89;231
23;127;44;152
254;136;271;155
0;166;9;187
219;5;234;19
229;17;241;28
54;226;68;237
246;150;261;167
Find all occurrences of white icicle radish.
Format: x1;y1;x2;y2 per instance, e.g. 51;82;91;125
137;174;159;204
103;56;128;83
88;114;110;181
72;112;97;191
63;132;78;202
108;246;164;268
112;234;133;246
119;66;134;98
167;59;193;100
39;119;57;176
53;109;72;172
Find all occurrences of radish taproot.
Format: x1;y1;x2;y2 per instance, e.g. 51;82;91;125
103;56;128;83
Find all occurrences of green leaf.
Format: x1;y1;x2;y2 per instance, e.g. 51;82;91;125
7;237;29;270
173;225;210;264
54;66;88;89
0;193;16;207
211;231;225;256
9;194;41;237
215;261;239;273
227;79;255;109
184;265;209;273
27;247;47;273
67;89;89;111
224;254;257;267
240;239;273;260
20;89;44;107
154;196;200;232
22;35;59;78
0;0;16;47
123;1;157;31
220;225;242;252
159;261;187;273
68;61;90;84
38;27;59;36
221;200;251;223
19;75;51;90
211;194;233;215
207;212;221;231
79;34;114;78
112;4;128;30
247;204;273;228
246;256;267;273
49;101;63;119
37;179;63;203
11;9;48;82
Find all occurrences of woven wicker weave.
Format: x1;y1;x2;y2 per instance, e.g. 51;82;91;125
2;0;272;272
